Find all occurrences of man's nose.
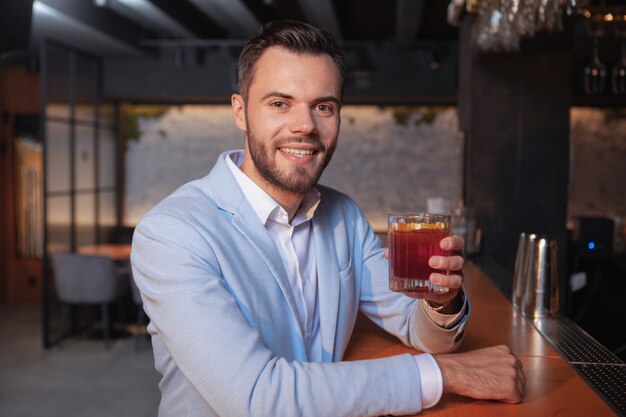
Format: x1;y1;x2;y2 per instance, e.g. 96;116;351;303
289;105;317;135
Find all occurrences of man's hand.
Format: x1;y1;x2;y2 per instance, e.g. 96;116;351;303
384;235;465;311
435;345;526;404
415;234;465;307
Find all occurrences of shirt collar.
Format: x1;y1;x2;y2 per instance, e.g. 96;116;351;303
225;150;321;227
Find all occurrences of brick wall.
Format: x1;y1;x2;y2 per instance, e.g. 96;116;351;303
568;108;626;222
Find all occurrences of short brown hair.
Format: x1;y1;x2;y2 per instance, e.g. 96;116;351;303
237;20;345;101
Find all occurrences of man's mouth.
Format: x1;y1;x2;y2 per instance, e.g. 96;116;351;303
279;147;316;158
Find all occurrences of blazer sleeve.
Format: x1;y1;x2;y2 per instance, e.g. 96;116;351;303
132;211;427;417
353;208;468;354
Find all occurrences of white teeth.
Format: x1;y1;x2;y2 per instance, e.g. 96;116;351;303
280;148;314;157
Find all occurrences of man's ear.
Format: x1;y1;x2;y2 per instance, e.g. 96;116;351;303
231;93;247;131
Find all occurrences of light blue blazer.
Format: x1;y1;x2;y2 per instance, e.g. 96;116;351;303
131;151;467;417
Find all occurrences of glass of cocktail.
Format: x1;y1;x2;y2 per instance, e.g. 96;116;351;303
388;213;451;297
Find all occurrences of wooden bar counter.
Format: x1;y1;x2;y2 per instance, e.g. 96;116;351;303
77;244;132;261
344;262;619;417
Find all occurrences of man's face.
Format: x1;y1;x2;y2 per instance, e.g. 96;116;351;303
232;46;342;194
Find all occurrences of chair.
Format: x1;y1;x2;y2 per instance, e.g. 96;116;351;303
51;252;129;348
129;274;148;351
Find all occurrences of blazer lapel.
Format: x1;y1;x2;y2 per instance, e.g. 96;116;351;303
231;209;302;331
312;203;340;362
206;153;303;338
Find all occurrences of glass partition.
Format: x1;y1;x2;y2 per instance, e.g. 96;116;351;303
45;122;71;193
46;196;72;254
45;45;70;120
76;192;97;247
75;55;97;123
75;125;96;190
98;127;117;188
42;41;121;348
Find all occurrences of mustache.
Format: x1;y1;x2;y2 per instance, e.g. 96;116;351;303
275;136;325;151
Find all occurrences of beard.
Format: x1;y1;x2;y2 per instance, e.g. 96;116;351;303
246;129;336;194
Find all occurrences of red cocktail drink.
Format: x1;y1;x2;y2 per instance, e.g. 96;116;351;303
388;214;451;296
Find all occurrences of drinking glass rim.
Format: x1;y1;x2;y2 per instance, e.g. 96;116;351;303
388;212;452;220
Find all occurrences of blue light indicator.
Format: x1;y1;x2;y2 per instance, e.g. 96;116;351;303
587;241;595;250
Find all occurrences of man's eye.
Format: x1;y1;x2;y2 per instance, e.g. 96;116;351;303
317;104;333;113
271;101;286;108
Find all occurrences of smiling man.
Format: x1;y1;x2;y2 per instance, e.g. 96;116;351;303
131;20;525;417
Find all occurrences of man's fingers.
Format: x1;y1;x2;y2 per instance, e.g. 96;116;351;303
516;358;526;397
492;348;526;404
440;235;464;251
429;255;464;271
515;372;526;402
429;273;463;289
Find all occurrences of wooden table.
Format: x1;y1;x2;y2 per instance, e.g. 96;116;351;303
344;262;619;417
77;244;132;261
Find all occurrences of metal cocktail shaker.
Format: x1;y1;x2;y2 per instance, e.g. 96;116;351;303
512;233;560;318
512;232;534;310
522;236;559;318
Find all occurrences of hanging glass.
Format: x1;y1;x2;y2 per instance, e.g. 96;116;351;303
612;39;626;95
584;38;606;95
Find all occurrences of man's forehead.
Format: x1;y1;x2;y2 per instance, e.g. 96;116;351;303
248;47;342;97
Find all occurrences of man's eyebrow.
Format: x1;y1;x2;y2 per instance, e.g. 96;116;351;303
315;96;341;105
260;91;293;101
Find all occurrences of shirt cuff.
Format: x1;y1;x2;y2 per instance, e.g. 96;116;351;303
421;288;467;329
413;353;443;409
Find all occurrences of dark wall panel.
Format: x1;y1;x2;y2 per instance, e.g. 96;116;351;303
459;17;571;300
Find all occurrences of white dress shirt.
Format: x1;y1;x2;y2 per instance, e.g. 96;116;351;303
225;150;466;409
